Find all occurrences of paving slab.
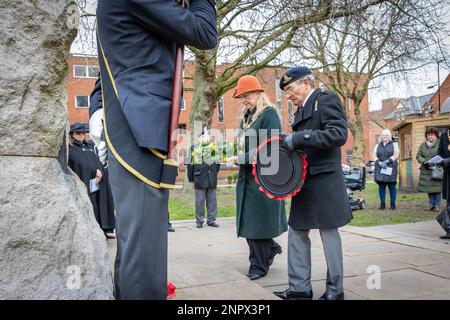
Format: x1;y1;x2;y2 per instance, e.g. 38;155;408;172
106;218;450;300
173;279;279;300
377;250;450;267
416;263;450;279
344;269;450;300
383;237;450;253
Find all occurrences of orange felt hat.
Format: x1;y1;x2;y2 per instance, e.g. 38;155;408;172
233;75;264;98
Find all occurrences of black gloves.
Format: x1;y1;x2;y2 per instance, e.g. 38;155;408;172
442;157;450;169
283;133;294;151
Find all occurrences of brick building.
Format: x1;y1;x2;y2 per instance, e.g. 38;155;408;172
429;74;450;114
67;54;99;126
67;53;370;165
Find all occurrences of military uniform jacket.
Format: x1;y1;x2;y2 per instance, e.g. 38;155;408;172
91;0;217;189
290;89;352;230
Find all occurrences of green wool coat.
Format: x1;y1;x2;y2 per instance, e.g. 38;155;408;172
235;106;288;239
416;140;442;193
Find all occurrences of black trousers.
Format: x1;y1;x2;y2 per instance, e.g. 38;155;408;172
246;239;282;276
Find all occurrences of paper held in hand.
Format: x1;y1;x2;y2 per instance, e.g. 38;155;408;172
425;155;444;165
90;178;100;193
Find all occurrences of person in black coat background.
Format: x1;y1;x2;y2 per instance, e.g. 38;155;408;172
438;126;450;239
68;123;115;239
274;66;352;301
187;131;220;228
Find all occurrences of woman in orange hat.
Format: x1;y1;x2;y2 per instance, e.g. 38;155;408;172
227;75;287;280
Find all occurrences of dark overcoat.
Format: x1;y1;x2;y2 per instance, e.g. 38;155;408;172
236;107;288;239
68;140;115;231
290;89;352;230
438;129;450;200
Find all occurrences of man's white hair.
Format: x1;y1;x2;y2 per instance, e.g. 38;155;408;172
295;74;315;87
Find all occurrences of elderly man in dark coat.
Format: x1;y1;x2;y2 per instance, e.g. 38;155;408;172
273;67;352;301
89;0;217;300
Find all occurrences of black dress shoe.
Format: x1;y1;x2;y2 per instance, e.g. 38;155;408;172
168;226;175;232
247;273;266;281
440;233;450;239
196;223;203;229
273;288;313;300
207;222;219;227
390;204;396;210
318;292;345;300
378;204;385;210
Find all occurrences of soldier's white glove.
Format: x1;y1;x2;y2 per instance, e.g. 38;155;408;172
98;141;108;165
89;109;108;165
89;109;104;148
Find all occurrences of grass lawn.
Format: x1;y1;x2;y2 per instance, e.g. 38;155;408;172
169;181;439;227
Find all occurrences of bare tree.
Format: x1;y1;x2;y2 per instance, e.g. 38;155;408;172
74;0;438;140
188;0;392;128
292;0;448;165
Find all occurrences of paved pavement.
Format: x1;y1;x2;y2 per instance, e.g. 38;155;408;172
107;219;450;300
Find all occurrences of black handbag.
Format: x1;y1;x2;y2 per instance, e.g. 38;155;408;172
431;166;443;180
436;207;450;232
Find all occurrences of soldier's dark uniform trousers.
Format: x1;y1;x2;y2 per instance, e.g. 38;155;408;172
90;0;217;300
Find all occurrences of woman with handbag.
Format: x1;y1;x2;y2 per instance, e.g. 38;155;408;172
416;128;442;212
227;75;287;280
373;129;399;210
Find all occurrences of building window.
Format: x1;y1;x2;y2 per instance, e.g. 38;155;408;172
74;65;99;78
75;95;89;108
218;97;224;123
88;66;100;78
74;65;87;78
178;123;187;135
180;98;186;111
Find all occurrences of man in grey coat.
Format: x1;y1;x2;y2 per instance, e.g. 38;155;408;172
273;66;352;300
